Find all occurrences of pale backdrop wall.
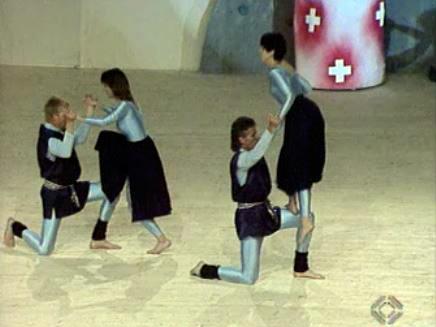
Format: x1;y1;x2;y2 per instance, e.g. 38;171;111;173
0;0;215;70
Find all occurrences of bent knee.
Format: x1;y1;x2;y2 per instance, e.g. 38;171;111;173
241;274;258;285
38;246;54;256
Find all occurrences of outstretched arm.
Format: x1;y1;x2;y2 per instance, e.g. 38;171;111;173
73;123;91;145
270;69;295;120
237;114;280;169
82;101;128;127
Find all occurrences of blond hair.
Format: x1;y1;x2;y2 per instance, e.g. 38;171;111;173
44;96;67;121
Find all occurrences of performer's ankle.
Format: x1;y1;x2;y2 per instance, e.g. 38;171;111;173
200;264;220;279
293;251;309;273
12;221;27;238
157;235;169;242
92;219;108;240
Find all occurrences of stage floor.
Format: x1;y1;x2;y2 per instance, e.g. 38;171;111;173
0;66;434;327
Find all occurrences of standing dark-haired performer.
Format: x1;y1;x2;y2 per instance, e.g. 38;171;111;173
190;115;324;284
259;32;326;243
3;97;120;255
79;68;172;254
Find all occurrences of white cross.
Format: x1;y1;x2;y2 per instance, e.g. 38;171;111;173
305;8;321;33
375;2;385;27
328;59;352;83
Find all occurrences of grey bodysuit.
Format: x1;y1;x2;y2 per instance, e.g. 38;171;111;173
83;100;164;238
269;67;312;120
84;101;148;142
269;67;313;216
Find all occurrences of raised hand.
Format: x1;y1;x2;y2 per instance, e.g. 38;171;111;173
267;113;280;132
83;94;97;117
83;94;98;108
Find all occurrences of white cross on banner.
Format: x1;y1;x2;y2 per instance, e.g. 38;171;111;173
376;2;385;27
328;59;352;83
305;8;321;33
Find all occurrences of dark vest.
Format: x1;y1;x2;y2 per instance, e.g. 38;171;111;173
37;125;81;185
230;152;271;203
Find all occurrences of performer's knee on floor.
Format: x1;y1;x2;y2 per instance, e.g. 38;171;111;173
38;245;54;256
241;273;258;285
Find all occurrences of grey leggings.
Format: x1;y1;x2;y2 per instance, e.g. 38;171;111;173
126;180;164;239
217;208;314;284
22;182;115;255
141;220;164;238
296;189;311;217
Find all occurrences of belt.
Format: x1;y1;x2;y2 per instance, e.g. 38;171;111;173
43;180;69;190
43;180;81;208
237;201;264;209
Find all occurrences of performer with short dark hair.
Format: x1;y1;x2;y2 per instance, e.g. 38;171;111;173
80;68;172;254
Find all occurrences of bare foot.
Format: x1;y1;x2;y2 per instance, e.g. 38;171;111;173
190;261;205;277
293;270;325;279
147;239;171;255
3;217;15;248
285;204;299;215
89;240;122;250
298;216;314;243
287;195;299;214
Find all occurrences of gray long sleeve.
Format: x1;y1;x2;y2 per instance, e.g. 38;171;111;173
269;68;312;120
73;123;91;145
236;130;274;186
84;101;128;127
47;132;75;158
270;69;295;120
83;101;147;142
45;122;88;159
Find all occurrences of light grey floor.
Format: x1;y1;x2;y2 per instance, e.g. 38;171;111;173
0;66;435;327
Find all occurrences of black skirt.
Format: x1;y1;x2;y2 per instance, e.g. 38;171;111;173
276;95;326;195
234;202;280;240
41;181;90;219
95;131;172;222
